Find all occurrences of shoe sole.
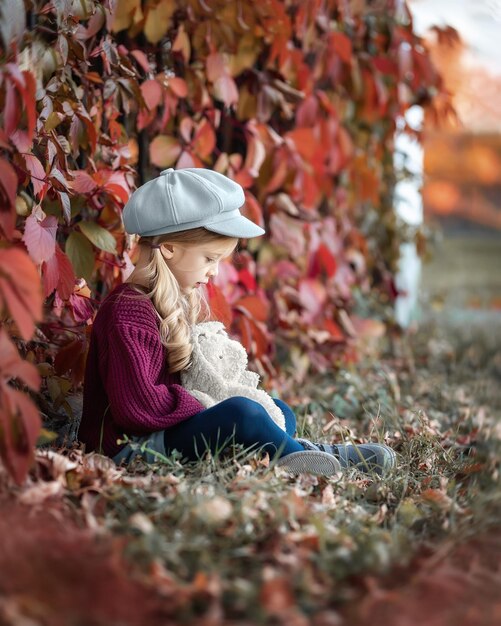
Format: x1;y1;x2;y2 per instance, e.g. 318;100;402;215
276;451;341;476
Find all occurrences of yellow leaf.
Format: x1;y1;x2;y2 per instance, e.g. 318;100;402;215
111;0;141;33
45;111;62;132
149;135;182;168
144;1;175;44
172;24;191;63
227;35;260;76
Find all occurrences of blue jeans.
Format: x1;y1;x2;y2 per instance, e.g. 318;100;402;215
112;397;304;465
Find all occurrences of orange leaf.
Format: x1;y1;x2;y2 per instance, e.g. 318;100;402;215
192;120;216;159
259;575;295;615
0;383;41;485
168;77;188;98
0;248;43;341
285;127;317;161
235;295;269;323
0;329;40;391
172;25;191;63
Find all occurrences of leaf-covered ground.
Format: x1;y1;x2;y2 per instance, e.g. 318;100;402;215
1;311;500;626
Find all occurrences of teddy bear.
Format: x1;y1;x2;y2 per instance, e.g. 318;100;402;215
181;321;286;431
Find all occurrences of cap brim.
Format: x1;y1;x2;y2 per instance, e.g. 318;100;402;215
204;215;265;238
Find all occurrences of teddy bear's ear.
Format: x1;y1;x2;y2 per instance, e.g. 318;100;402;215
201;321;226;336
191;322;228;347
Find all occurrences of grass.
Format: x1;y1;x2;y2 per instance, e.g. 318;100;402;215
10;311;501;625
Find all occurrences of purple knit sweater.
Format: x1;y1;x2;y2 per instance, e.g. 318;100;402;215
79;282;205;457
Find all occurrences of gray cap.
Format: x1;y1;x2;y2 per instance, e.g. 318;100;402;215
123;168;265;238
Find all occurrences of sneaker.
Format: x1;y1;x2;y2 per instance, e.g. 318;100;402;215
276;450;341;476
297;438;396;475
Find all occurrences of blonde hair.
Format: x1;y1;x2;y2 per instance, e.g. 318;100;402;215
132;228;237;374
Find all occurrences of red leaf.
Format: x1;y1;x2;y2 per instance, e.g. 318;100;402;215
0;383;41;485
76;110;97;153
22;214;58;264
236;315;252;353
22;70;37;142
324;319;345;342
331;32;353;64
234;168;254;189
68;291;94;324
0;157;18;238
140;79;163;110
42;251;58;298
206;52;226;82
70;170;97;194
23;154;47;199
309;243;337;279
206;283;233;327
242;191;265;228
54;338;86;385
105;183;129;204
238;268;257;292
372;56;398;75
247;319;269;359
131;49;151;73
5;67;36;147
56;246;76;300
298;279;327;317
4;79;20;137
213;75;239;106
43;245;76;300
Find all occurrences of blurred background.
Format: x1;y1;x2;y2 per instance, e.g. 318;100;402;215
398;0;501;326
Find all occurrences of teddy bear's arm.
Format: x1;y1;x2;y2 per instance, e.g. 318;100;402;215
188;389;217;408
239;370;260;388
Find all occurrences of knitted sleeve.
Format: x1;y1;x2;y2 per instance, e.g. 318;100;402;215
105;322;205;433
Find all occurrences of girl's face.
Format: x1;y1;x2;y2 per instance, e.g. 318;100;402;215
161;239;237;292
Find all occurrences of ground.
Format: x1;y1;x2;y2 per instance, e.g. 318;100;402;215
0;231;500;625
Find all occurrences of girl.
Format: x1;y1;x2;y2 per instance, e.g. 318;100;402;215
79;168;396;477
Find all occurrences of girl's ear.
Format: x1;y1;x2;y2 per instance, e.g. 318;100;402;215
159;243;174;259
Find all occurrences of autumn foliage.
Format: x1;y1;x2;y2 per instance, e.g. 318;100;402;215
0;0;448;483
